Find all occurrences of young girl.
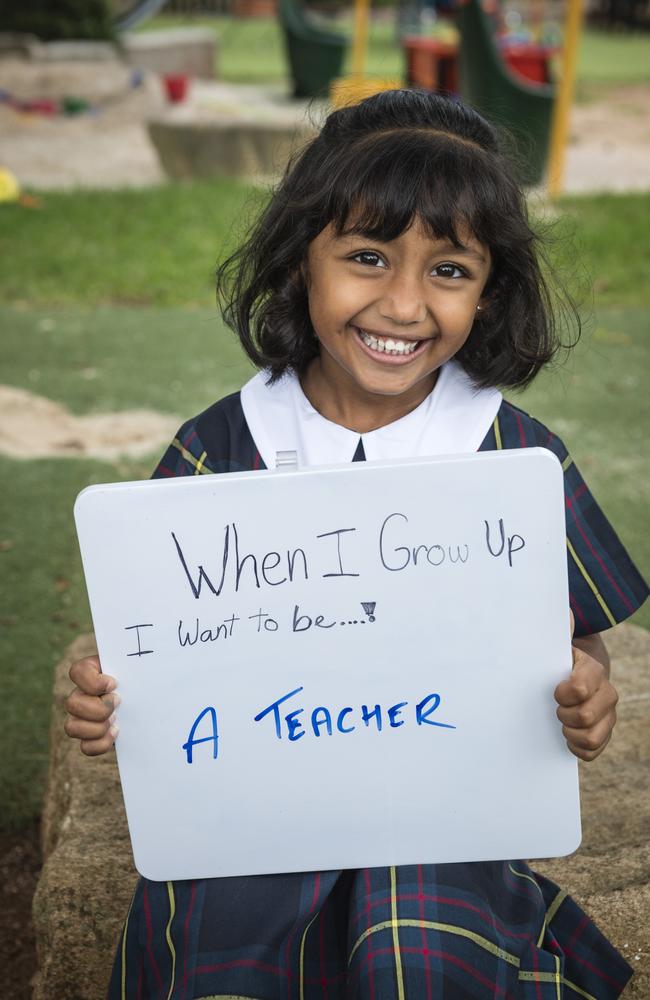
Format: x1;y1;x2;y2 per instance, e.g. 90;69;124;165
65;90;647;999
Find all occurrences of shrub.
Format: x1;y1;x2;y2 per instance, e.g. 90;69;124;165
2;0;116;42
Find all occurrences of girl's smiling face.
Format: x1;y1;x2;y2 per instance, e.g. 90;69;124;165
302;216;492;432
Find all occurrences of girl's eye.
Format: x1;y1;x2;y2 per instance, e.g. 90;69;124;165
432;262;466;279
351;251;387;268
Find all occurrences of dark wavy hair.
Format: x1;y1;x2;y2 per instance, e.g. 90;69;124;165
216;89;578;390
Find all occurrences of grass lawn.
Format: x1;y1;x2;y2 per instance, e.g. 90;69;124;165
1;186;648;833
2;186;649;309
140;15;650;91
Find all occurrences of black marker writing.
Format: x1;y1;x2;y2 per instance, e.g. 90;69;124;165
172;527;229;599
484;518;525;567
178;615;239;646
172;525;309;600
249;609;279;632
316;528;360;578
125;623;154;657
379;513;469;571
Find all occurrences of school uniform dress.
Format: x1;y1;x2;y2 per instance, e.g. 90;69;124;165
109;362;647;1000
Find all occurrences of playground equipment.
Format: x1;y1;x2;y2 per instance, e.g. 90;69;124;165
403;34;459;93
547;0;585;196
329;0;401;108
456;0;555;185
112;0;167;32
278;0;347;98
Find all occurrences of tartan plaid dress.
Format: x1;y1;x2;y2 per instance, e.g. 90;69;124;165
109;392;647;1000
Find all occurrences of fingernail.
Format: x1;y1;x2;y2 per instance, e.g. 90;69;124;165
105;677;117;692
111;693;121;708
109;713;117;726
110;723;119;741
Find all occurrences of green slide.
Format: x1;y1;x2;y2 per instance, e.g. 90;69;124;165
456;0;555;185
279;0;348;98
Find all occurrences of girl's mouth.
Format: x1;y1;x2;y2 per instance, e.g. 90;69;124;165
354;327;429;363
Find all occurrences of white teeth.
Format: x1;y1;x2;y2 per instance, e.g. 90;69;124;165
358;330;418;355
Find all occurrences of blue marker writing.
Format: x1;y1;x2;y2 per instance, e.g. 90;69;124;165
253;689;455;740
182;706;219;763
253;686;304;739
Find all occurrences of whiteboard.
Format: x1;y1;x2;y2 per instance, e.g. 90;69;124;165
74;448;580;881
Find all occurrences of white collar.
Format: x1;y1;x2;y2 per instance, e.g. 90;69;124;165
240;360;502;469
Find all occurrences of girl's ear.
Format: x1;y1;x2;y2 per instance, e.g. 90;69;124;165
476;287;494;313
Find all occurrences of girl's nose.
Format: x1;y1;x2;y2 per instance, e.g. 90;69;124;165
377;274;428;326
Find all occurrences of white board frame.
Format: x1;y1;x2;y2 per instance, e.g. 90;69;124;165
74;449;580;881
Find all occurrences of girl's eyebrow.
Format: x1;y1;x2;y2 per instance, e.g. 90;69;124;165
434;242;488;264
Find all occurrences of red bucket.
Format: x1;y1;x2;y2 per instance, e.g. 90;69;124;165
163;74;190;103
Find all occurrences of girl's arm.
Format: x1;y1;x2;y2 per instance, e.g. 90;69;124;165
554;628;618;762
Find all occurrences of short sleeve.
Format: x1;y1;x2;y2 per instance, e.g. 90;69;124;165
532;421;648;637
151;419;214;479
152;392;263;480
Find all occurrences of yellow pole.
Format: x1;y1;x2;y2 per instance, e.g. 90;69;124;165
547;0;584;198
351;0;371;78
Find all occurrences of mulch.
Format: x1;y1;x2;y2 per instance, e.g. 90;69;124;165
0;821;41;999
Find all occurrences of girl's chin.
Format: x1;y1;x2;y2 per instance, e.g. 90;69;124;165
345;361;439;402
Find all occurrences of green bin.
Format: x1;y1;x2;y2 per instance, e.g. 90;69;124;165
456;0;556;186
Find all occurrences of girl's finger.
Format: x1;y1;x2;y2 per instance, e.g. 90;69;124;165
69;656;117;696
66;688;118;722
565;731;612;762
555;682;617;729
562;711;616;755
64;715;113;741
554;656;606;707
80;730;117;757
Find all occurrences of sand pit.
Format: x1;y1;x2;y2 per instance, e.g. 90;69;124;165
0;385;177;460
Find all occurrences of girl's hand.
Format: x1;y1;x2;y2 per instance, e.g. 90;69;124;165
64;655;119;756
554;616;617;762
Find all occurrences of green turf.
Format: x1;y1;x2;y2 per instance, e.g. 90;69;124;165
518;308;650;619
0;303;256;830
1;306;254;414
0;455;111;829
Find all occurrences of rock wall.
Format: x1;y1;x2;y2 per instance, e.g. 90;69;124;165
33;625;649;997
535;622;650;996
32;634;137;1000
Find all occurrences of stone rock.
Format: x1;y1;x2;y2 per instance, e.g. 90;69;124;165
32;624;650;997
0;55;160;106
148;118;317;181
0;33;42;59
32;634;137;1000
122;28;218;80
37;41;120;63
535;623;650;998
